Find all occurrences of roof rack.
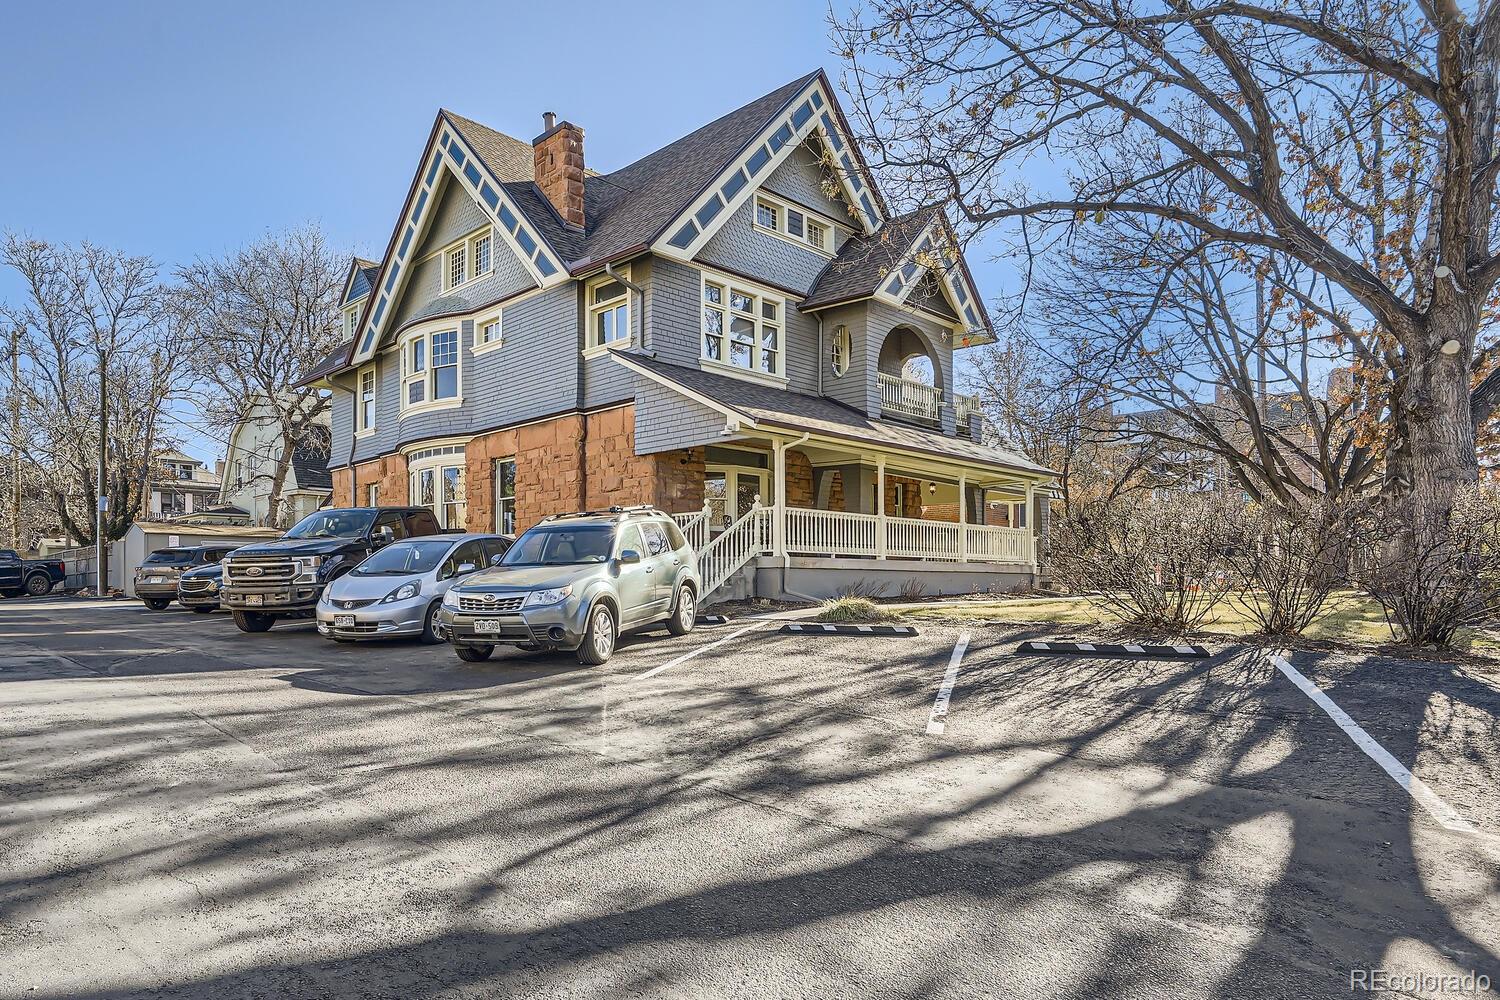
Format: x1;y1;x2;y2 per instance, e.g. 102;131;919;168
540;504;665;523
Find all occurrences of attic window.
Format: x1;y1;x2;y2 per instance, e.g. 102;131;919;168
754;193;838;257
442;228;494;291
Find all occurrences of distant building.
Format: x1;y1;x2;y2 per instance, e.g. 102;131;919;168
219;396;333;526
147;451;222;520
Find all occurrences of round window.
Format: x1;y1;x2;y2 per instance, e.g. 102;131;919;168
830;325;851;377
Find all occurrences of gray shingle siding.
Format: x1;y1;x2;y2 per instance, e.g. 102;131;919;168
694;198;828;294
389;179;535;335
633;379;731;454
642;255;702;368
762;140;858;231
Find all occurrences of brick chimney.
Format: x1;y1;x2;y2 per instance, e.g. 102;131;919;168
533;112;585;229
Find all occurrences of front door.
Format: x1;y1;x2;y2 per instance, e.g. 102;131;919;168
705;468;769;531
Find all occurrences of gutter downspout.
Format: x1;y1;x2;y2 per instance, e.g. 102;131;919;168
777;431;820;603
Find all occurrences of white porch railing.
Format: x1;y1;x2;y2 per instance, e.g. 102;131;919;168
956;393;981;435
781;508;1034;566
877;373;942;423
672;504;713;553
697;504;773;599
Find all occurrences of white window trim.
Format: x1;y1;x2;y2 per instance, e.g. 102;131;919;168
699;268;789;384
752;191;842;257
344;303;363;338
440;227;495;293
493;456;517;534
398;320;464;417
406;444;469;530
584;267;632;356
829;324;851;377
355;363;378;437
472;313;504;356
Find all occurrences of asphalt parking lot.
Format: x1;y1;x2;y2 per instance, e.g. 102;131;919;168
3;597;1499;998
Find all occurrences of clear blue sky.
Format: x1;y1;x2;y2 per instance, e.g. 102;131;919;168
0;0;1003;465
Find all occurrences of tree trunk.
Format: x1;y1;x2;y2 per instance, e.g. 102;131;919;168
265;420;297;528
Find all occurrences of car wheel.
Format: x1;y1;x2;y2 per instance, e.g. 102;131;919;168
232;610;276;633
143;598;171;611
190;606;215;615
666;584;697;636
419;601;443;645
24;574;52;597
455;644;493;662
576;603;616;665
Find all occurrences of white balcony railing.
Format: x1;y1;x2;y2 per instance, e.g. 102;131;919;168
956;393;981;435
878;373;942;423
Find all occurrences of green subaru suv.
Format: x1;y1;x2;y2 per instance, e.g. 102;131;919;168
437;506;702;665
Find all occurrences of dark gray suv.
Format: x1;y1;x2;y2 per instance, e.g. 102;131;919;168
438;506;702;665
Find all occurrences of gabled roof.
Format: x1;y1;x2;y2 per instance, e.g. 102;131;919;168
614;353;1052;478
801;205;994;340
341;257;380;306
290;425;333;491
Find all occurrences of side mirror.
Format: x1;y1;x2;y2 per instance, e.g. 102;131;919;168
489;554;505;566
456;562;477;575
618;549;642;565
372;526;394;547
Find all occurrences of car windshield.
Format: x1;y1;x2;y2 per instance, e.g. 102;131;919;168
501;525;615;565
283;509;376;539
143;549;195;566
353;540;454;576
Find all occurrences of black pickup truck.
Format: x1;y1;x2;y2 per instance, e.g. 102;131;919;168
0;549;66;598
220;506;441;633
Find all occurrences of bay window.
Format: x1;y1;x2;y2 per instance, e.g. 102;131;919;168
401;326;461;412
701;272;784;378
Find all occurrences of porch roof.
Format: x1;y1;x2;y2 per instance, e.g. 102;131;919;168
613;352;1054;479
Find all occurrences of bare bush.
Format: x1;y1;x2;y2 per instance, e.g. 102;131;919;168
1359;486;1500;648
1050;492;1238;634
1224;501;1359;637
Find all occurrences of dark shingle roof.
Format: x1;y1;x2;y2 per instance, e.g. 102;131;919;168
446;72;821;272
618;353;1051;476
290;425;333;491
296;340;354;387
801;206;941;310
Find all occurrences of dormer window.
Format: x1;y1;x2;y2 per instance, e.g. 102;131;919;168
344;305;361;337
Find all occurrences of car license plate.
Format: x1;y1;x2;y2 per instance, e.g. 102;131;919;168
243;594;263;607
473;618;502;634
333;615;355;628
148;576;163;584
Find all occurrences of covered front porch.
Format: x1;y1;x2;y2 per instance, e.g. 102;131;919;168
668;436;1048;600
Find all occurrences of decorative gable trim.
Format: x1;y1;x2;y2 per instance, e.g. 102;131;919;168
872;214;990;341
653;75;884;262
349;114;566;365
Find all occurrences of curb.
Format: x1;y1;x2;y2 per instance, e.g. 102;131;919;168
780;623;919;637
1018;640;1210;658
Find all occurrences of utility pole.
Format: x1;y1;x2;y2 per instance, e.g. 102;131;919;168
95;350;107;597
9;324;20;552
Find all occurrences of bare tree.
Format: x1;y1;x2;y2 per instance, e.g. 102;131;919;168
835;0;1500;554
1;236;186;560
177;226;345;527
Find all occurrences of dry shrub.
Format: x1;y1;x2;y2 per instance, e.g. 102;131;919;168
1359;485;1500;647
1050;491;1238;634
815;596;898;623
1224;500;1359;636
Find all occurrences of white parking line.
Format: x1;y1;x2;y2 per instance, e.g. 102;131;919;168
632;621;766;681
1269;651;1476;834
926;630;972;736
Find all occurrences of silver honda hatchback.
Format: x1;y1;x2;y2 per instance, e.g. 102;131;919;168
316;533;512;644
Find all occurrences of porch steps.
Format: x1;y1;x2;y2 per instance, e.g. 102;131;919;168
696;505;772;602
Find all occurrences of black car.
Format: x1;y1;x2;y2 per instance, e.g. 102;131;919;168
220;506;441;633
0;549;66;598
177;560;228;614
135;544;238;611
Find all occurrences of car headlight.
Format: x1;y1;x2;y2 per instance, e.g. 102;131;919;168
382;581;420;604
523;585;572;608
442;589;462;609
205;579;219;591
294;555;323;581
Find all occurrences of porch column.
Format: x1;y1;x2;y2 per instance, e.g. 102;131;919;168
876;456;887;559
1026;482;1038;569
957;472;967;563
773;439;787;558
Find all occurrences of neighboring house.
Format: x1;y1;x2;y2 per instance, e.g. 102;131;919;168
219;395;334;526
300;70;1056;600
146;451;223;521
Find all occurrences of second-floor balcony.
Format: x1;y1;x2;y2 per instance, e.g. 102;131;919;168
956;393;980;437
878;372;942;426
